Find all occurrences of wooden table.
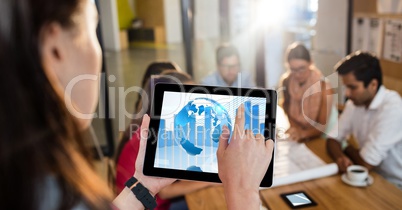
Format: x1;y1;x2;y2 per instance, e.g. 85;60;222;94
260;172;402;210
185;185;227;210
185;139;402;210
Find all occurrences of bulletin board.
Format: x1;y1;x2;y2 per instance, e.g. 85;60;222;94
353;0;402;95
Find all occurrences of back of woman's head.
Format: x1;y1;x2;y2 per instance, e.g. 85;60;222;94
159;70;192;84
0;0;111;209
134;61;181;112
146;70;193;111
141;61;181;87
115;71;193;165
286;42;311;63
134;71;192;118
128;70;193;124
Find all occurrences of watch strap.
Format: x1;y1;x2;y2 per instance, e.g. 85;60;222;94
125;177;157;210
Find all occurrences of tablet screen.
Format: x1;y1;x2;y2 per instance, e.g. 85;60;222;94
144;83;276;186
155;91;267;173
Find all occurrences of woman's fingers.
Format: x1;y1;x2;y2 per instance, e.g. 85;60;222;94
265;139;275;153
255;133;264;143
138;114;150;158
233;104;245;141
217;125;230;157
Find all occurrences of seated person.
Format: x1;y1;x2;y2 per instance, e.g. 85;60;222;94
281;42;335;142
326;51;402;190
201;43;255;87
116;71;215;210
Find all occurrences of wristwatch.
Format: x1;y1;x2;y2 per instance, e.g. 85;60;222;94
125;177;157;210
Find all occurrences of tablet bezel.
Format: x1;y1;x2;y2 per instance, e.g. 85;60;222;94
143;83;277;187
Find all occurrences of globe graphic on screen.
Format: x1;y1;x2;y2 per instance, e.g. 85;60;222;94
174;97;233;157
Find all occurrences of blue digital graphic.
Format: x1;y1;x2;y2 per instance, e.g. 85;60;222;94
174;98;233;156
155;93;266;173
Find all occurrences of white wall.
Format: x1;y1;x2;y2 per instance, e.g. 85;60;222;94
264;25;285;89
228;0;256;80
194;1;220;40
99;0;121;51
313;0;348;75
312;0;348;103
164;0;220;43
164;0;183;43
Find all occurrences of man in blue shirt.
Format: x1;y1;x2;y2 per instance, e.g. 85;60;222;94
201;44;255;87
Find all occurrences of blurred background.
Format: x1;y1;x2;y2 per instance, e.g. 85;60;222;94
92;0;402;162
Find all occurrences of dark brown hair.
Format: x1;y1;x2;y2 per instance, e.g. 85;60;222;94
286;42;311;63
134;61;181;112
140;61;181;87
335;51;382;91
0;0;111;209
115;71;192;169
216;43;240;65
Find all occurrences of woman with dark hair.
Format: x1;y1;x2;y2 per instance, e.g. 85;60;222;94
116;70;193;180
281;42;336;142
0;0;274;209
140;62;181;87
116;71;216;210
116;62;181;167
135;61;181;112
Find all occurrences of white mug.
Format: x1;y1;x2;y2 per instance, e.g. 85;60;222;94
346;165;368;183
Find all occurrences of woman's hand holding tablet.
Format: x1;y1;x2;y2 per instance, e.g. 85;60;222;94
133;114;176;196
